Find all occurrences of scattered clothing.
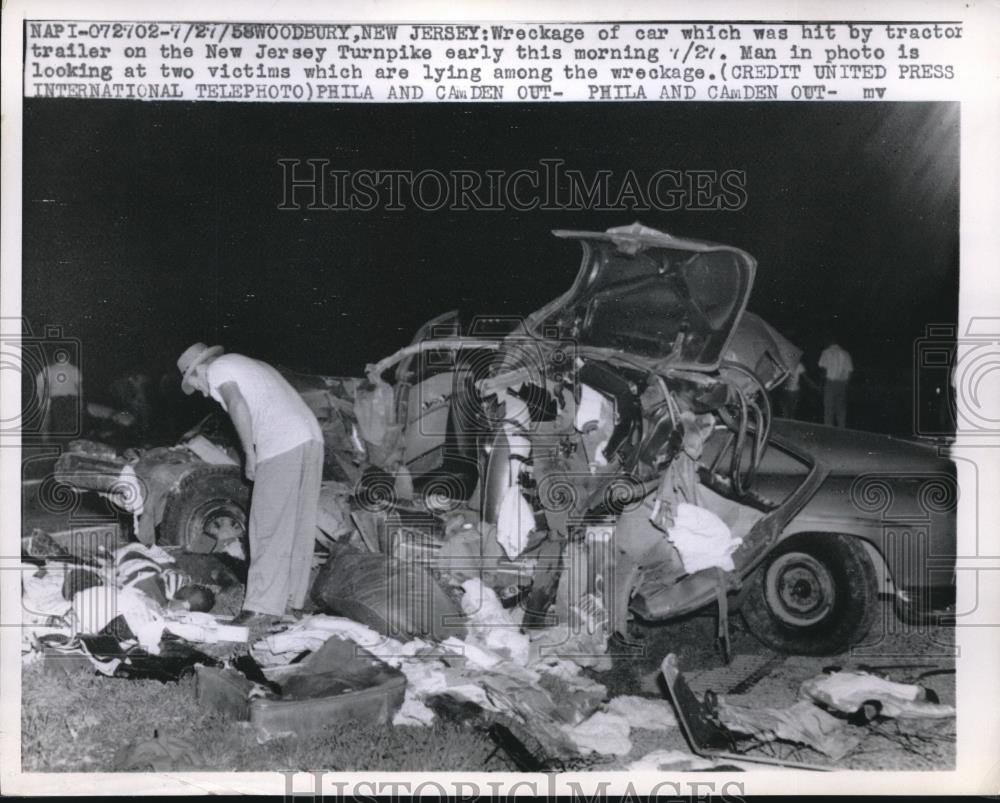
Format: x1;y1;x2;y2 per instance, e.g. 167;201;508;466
251;614;406;667
393;695;437;727
627;749;732;772
667;503;742;574
606;694;679;731
560;711;633;756
800;671;956;719
249;613;608;757
716;697;861;760
496;485;534;559
460;578;531;666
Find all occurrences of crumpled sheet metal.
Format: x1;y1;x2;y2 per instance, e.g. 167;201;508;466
315;481;355;540
800;671;957;720
354;373;404;469
131;449;207;544
660;653;835;771
528;539;612;671
716;698;862;760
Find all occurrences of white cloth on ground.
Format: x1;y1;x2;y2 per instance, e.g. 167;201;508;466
627;749;734;771
560;711;633;756
393;693;437;726
22;566;73;618
251;614;408;666
460;578;531;665
606;694;679;731
717;698;861;760
800;671;956;719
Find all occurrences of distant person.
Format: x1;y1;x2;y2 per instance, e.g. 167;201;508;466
818;333;853;428
779;360;817;419
177;342;323;626
111;371;154;442
35;350;81;440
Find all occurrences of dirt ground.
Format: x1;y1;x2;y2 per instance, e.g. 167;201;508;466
21;602;955;773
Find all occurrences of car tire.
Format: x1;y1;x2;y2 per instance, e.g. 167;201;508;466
741;532;878;656
159;468;249;554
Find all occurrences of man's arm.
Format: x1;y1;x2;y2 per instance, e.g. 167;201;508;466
218;381;256;480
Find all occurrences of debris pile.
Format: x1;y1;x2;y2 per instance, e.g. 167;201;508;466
21;543;242;679
660;653;955;769
241;612;617;755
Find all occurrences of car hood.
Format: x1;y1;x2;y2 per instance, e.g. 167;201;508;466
769;418;954;475
522;223;756;373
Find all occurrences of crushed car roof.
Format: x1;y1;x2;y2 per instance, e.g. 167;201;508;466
552;222;755;258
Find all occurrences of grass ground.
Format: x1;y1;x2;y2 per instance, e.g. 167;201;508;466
21;607;955;773
21;661;506;772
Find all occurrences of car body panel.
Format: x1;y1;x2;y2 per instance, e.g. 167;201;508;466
748;419;956;595
523;223;756;373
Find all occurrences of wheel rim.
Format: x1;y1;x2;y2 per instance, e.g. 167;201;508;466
764;551;835;627
187;500;246;554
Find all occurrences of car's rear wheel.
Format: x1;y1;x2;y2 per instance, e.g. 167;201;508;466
159;468;249;554
741;533;878;655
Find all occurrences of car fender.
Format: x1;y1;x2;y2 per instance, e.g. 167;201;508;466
775;516;896;596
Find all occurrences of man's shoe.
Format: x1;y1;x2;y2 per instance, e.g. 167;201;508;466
229;610;277;627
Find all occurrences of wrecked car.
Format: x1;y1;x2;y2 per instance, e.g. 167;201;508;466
52;223;957;656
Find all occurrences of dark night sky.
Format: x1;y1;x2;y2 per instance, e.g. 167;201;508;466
22;101;958;433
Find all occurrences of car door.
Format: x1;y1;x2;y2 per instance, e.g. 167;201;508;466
397;311;462;475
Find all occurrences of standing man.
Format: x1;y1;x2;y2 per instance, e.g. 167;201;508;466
778;360;817;420
177;343;323;625
818;332;854;428
35;349;82;442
